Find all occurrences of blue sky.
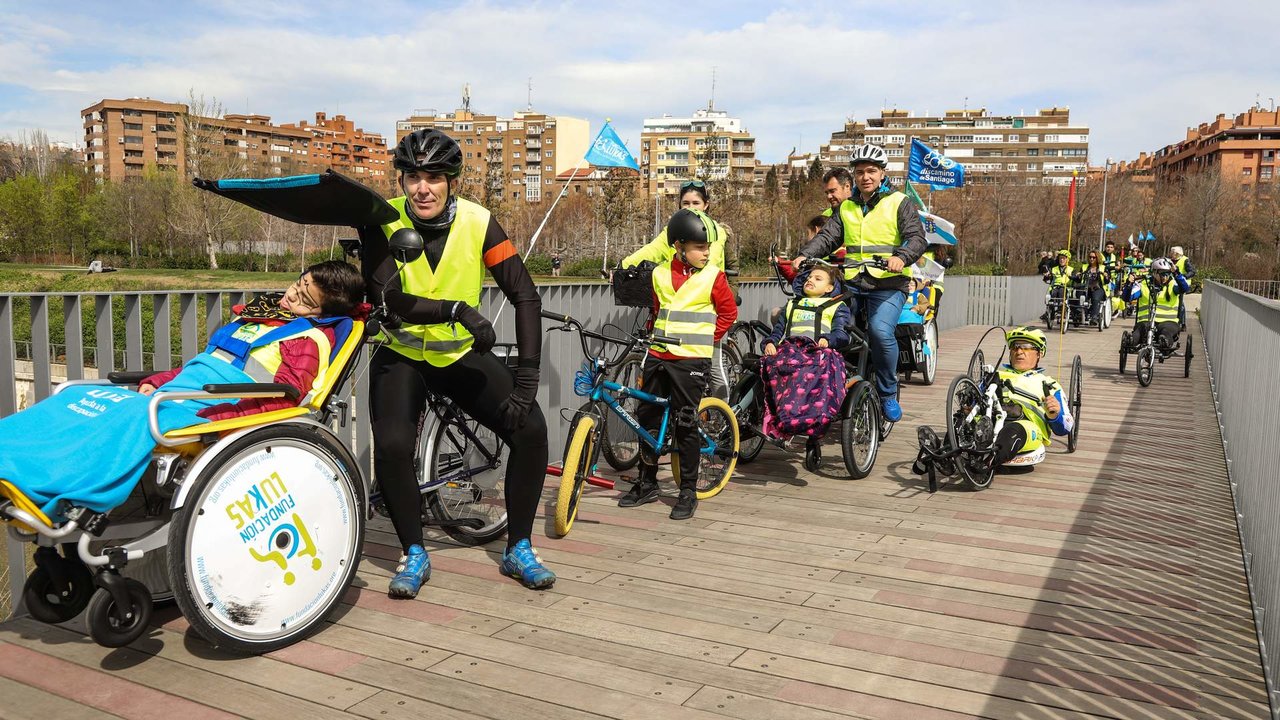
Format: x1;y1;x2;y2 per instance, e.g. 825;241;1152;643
2;0;1278;164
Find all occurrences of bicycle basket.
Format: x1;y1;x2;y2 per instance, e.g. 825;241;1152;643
612;262;655;307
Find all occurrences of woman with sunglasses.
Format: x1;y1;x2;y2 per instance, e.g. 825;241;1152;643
1076;252;1107;326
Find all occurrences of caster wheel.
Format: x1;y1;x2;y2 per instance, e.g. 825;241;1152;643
86;579;153;648
23;560;95;624
804;444;821;472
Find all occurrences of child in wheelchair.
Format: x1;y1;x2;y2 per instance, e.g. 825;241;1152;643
759;262;851;462
0;261;365;521
913;327;1073;483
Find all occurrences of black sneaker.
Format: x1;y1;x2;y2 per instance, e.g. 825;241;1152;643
618;481;659;508
670;492;698;520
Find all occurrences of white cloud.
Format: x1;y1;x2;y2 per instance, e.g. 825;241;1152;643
0;0;1277;164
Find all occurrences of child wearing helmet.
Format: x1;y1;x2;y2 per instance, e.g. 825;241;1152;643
1127;257;1189;352
618;209;737;521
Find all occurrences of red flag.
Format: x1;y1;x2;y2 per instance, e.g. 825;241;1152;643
1067;174;1077;212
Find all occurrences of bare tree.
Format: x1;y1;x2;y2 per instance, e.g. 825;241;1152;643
172;91;252;269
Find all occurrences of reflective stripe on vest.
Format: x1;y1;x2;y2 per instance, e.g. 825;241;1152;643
1139;281;1180;323
624;220;727;269
997;366;1061;445
652;264;720;359
210;321;332;403
783;297;843;341
380;196;491;366
837;192;911;280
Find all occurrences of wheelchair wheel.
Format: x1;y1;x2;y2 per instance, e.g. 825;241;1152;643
1184;334;1194;378
424;405;509;546
729;379;766;464
841;382;880;479
921;320;938;386
168;423;365;654
1119;332;1130;374
555;407;599;537
967;348;985;382
1067;355;1082;454
671;397;738;500
600;354;643;471
23;551;95;624
85;578;152;648
1136;346;1155;387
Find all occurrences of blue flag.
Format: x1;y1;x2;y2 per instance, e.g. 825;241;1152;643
908;138;965;189
1138;230;1149;242
584;121;640;171
1104;219;1117;231
1147;231;1157;243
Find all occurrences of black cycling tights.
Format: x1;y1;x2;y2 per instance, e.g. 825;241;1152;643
992;423;1030;466
369;347;548;552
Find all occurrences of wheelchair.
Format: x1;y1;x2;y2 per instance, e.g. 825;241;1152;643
1118;297;1193;387
0;318;369;653
914;328;1082;492
896;319;937;385
1044;284;1102;331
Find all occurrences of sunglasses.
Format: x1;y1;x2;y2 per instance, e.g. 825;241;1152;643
679;179;707;190
1010;341;1038;351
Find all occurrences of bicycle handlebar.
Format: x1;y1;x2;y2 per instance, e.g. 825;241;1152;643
541;308;681;370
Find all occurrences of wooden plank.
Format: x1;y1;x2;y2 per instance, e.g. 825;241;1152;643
0;672;127;720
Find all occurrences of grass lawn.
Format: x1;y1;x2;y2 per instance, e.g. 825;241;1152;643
0;264;299;294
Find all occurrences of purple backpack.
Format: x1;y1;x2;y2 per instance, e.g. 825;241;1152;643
760;337;847;439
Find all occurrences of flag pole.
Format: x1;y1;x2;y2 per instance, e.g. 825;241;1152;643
1096;159;1110;252
1057;170;1078;376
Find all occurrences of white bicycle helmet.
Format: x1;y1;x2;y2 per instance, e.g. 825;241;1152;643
849;144;888;169
1151;257;1175;273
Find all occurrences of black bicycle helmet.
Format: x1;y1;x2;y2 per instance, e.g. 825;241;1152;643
665;208;711;245
393;128;463;176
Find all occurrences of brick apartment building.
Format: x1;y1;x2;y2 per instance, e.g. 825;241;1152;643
640;108;756;196
395;107;589;203
1116;108;1280;188
820;107;1090;186
282;112;391;184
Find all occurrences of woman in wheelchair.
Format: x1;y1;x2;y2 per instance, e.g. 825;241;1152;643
913;327;1073;478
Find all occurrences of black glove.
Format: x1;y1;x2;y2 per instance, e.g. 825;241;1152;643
451;302;496;355
498;366;540;431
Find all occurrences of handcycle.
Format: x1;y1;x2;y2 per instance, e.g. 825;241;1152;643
542;309;738;537
1118;293;1193;387
915;327;1082;492
1043;283;1097;331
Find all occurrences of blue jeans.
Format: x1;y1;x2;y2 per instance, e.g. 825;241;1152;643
849;287;906;400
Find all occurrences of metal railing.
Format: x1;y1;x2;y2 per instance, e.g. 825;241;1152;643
1221;279;1280;301
1201;281;1280;717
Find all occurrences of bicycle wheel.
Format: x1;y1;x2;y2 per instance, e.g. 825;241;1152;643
1119;331;1130;374
1067;355;1082;453
670;397;738;500
967;348;985;382
921;320;938;386
730;376;766;464
555;410;600;537
423;404;509;546
841;382;880;478
1184;334;1193;378
1136;346;1155;387
945;375;994;490
600;354;643;471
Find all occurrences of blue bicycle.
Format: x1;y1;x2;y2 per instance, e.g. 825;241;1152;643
542;310;739;537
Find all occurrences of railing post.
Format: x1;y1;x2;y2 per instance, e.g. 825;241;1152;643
0;296;14;415
124;294;143;371
180;293;199;363
153;293;172;371
63;294;84;381
30;296;51;401
95;295;114;375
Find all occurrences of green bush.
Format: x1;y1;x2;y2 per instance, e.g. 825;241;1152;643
566;256;606;278
1191;265;1230;293
525;253;552;276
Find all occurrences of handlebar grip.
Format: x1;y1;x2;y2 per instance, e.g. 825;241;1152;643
540;309;572;323
651;335;682;346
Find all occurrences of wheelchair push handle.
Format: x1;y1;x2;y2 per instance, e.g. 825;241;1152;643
203;383;301;401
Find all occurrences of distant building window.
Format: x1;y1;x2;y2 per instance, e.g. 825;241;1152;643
1043;149;1059;156
1242;167;1253;176
1261;167;1273;180
513;152;521;158
1244;151;1254;158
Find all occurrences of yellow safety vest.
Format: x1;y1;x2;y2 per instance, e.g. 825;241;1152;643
1174;256;1190;275
380;196;491;366
621;220;726;270
652;263;720;359
211;321;333;403
996;366;1064;447
1047;264;1074;287
837;192;911;281
1138;281;1180;324
782;296;843;341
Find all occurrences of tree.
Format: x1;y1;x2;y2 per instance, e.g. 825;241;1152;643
172;91;254;269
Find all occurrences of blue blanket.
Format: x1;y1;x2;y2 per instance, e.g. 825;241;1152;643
0;354;254;520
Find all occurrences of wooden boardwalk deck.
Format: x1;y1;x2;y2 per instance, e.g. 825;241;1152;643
0;322;1269;719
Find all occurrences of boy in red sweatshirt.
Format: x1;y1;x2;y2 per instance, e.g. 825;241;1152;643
618;209;736;520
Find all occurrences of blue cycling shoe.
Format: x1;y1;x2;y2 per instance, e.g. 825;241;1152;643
500;539;557;589
882;397;903;423
388;544;431;599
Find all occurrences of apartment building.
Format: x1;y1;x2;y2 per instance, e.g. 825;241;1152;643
82;98;316;180
282;112;391;183
640;108;756;196
1135;108;1280;186
395;108;589;203
820;107;1090;186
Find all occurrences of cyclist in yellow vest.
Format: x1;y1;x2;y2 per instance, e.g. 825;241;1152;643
1040;249;1073;323
1170;246;1196;328
1127;257;1189;353
790;144;929;423
617;209;737;521
360;129;554;597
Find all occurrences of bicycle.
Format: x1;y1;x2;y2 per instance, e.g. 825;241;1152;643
542;309;738;537
1118;291;1193;387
